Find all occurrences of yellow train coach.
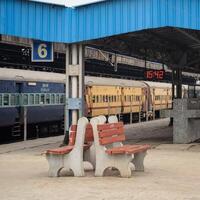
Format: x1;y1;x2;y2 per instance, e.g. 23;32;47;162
85;76;173;121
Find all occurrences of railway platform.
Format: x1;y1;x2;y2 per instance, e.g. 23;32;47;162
0;118;200;200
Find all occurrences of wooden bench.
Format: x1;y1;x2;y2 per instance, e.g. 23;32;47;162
45;117;91;177
91;117;150;177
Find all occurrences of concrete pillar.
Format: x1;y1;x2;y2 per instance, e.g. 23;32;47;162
63;44;84;145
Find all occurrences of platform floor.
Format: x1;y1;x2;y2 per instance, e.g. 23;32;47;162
1;118;200;200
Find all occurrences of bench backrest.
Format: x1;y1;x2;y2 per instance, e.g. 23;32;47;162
97;122;125;145
69;123;94;146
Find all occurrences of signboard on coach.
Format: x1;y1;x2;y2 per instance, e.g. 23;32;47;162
32;40;54;62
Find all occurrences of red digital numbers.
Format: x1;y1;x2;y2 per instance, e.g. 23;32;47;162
145;70;165;80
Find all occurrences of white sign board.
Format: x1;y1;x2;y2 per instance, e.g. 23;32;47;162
28;0;106;7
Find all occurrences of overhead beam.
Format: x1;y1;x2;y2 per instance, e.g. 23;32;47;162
174;28;200;48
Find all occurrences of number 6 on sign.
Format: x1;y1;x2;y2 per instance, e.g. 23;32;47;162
38;44;48;58
32;40;54;62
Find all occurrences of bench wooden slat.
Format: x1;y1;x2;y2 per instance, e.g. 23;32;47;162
85;124;94;142
99;134;125;145
69;124;94;146
46;146;74;155
99;127;124;138
97;122;123;131
105;144;150;155
70;125;77;131
46;144;91;155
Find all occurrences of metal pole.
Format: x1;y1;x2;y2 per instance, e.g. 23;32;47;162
79;45;84;117
24;107;27;141
63;45;70;145
139;96;141;123
153;89;155;120
177;68;182;99
146;90;148;121
130;100;133;124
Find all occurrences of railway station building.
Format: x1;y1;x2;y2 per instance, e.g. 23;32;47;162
1;0;200;143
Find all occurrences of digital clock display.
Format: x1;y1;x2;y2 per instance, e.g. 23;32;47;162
144;69;165;80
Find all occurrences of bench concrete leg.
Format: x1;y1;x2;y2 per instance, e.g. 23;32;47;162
132;151;146;171
118;165;132;178
70;165;84;177
46;154;64;177
95;165;106;177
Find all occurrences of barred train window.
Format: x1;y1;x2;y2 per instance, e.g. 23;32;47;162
23;94;28;105
56;94;59;104
29;94;34;105
11;94;16;106
51;94;55;104
46;94;50;104
60;95;64;104
0;94;2;105
92;96;95;103
35;94;39;104
3;94;9;106
41;94;45;104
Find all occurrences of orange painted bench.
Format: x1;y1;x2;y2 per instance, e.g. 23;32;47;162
91;117;151;177
46;124;94;155
45;117;91;177
97;122;150;155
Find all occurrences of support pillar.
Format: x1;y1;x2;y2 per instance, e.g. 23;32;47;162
170;67;182;126
63;44;84;145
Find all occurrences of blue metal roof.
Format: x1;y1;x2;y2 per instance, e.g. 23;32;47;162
1;0;200;43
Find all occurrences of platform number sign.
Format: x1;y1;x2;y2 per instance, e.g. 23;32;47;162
32;40;54;62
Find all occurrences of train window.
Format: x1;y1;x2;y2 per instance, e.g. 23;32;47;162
155;96;160;101
3;94;9;106
46;94;50;104
29;94;34;105
96;96;99;103
51;94;55;104
114;96;116;102
136;96;140;101
60;94;64;104
35;94;40;104
11;94;16;106
92;96;95;103
23;94;28;105
56;94;59;104
40;94;45;104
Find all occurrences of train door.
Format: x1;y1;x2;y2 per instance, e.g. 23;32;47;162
12;82;23;137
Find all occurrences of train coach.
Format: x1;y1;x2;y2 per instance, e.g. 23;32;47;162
0;68;186;143
85;77;173;121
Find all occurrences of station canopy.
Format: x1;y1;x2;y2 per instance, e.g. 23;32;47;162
1;0;200;73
